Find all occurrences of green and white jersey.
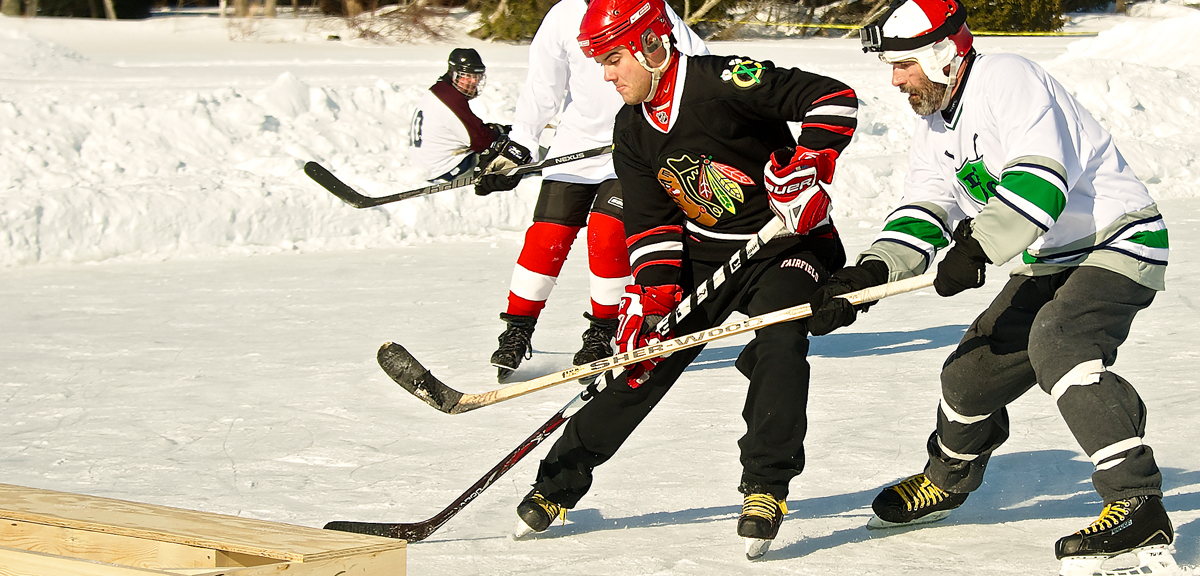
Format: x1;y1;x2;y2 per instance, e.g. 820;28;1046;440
862;53;1168;290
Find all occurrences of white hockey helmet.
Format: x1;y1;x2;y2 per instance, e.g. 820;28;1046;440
860;0;973;85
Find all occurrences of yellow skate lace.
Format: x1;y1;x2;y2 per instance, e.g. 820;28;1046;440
530;493;568;524
742;494;788;520
892;474;951;512
1079;500;1132;535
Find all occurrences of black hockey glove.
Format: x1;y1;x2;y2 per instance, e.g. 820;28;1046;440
485;123;512;137
807;259;889;336
934;219;991;297
474;137;532;196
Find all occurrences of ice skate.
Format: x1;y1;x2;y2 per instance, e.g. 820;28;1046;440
868;473;968;529
490;313;536;381
512;489;567;540
573;313;618;384
738;493;786;560
1055;495;1177;576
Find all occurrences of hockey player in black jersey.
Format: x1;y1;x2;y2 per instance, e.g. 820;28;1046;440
512;0;859;560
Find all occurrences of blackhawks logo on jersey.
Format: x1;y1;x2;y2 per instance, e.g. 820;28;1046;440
720;58;766;89
657;152;754;226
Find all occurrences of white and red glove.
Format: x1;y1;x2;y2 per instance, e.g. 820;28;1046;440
616;284;682;388
763;146;838;235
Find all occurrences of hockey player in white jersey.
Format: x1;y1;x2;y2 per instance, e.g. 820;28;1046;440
806;1;1177;575
409;48;531;183
474;0;708;381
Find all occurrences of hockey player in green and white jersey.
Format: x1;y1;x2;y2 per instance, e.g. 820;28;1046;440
807;1;1177;574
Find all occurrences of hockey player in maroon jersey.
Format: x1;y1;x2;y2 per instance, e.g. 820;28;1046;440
408;48;531;182
511;0;859;560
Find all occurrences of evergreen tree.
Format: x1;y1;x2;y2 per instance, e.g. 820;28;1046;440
964;0;1063;32
473;0;557;40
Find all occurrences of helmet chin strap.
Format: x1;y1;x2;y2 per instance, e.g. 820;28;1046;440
634;35;674;103
936;55;962;112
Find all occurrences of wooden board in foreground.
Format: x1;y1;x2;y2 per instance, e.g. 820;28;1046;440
0;483;404;576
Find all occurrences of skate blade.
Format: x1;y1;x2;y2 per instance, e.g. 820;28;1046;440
866;509;952;530
1059;545;1178;576
493;364;515;382
745;537;772;561
511;519;537;541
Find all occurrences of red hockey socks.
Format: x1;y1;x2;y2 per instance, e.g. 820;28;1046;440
506;222;582;318
585;212;631;320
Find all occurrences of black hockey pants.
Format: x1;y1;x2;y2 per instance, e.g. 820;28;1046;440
531;241;842;508
926;266;1162;504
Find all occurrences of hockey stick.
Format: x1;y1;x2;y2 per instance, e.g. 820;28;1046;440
381;271;937;415
305;145;613;209
324;272;937;541
323;386;588;541
320;220;781;540
379;216;787;414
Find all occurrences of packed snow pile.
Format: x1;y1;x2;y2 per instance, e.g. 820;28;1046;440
0;11;1198;267
1045;13;1200;200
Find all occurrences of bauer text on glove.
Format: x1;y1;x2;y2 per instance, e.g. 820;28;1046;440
763;146;838;235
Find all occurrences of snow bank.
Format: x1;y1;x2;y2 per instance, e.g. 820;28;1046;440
1047;13;1200;199
1;13;1198;268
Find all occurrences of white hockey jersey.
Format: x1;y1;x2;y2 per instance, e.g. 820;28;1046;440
509;0;709;184
408;81;494;181
861;53;1168;291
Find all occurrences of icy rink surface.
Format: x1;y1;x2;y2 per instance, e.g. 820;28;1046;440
2;208;1198;575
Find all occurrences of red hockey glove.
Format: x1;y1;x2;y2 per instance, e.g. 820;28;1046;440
763;146;838;235
616;284;682;388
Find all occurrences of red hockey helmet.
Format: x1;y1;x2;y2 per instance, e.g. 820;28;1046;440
577;0;672;60
860;0;972;84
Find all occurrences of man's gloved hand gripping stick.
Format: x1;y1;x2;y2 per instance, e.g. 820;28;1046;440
305;145;613;209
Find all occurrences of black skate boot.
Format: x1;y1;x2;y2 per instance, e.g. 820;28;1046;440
512;489;568;540
1055;495;1177;576
573;313;619;384
490;313;535;381
868;473;968;529
737;493;787;560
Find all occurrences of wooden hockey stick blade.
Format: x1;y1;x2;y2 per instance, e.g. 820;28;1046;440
306;145;613;209
382;272;936;415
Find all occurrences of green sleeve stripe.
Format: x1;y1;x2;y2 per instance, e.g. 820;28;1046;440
882;216;949;248
1129;229;1169;249
1000;171;1067;220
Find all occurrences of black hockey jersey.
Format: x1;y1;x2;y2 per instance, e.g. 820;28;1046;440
614;53;858;287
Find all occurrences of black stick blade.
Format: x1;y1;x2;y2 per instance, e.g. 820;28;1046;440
304;161;373;208
324;520;435;542
377;342;463;414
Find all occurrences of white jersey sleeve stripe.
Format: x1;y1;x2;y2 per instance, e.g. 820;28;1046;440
806;104;858;119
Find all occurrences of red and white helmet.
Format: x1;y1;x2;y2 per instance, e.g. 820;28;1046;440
578;0;672;61
860;0;973;85
578;0;676;102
